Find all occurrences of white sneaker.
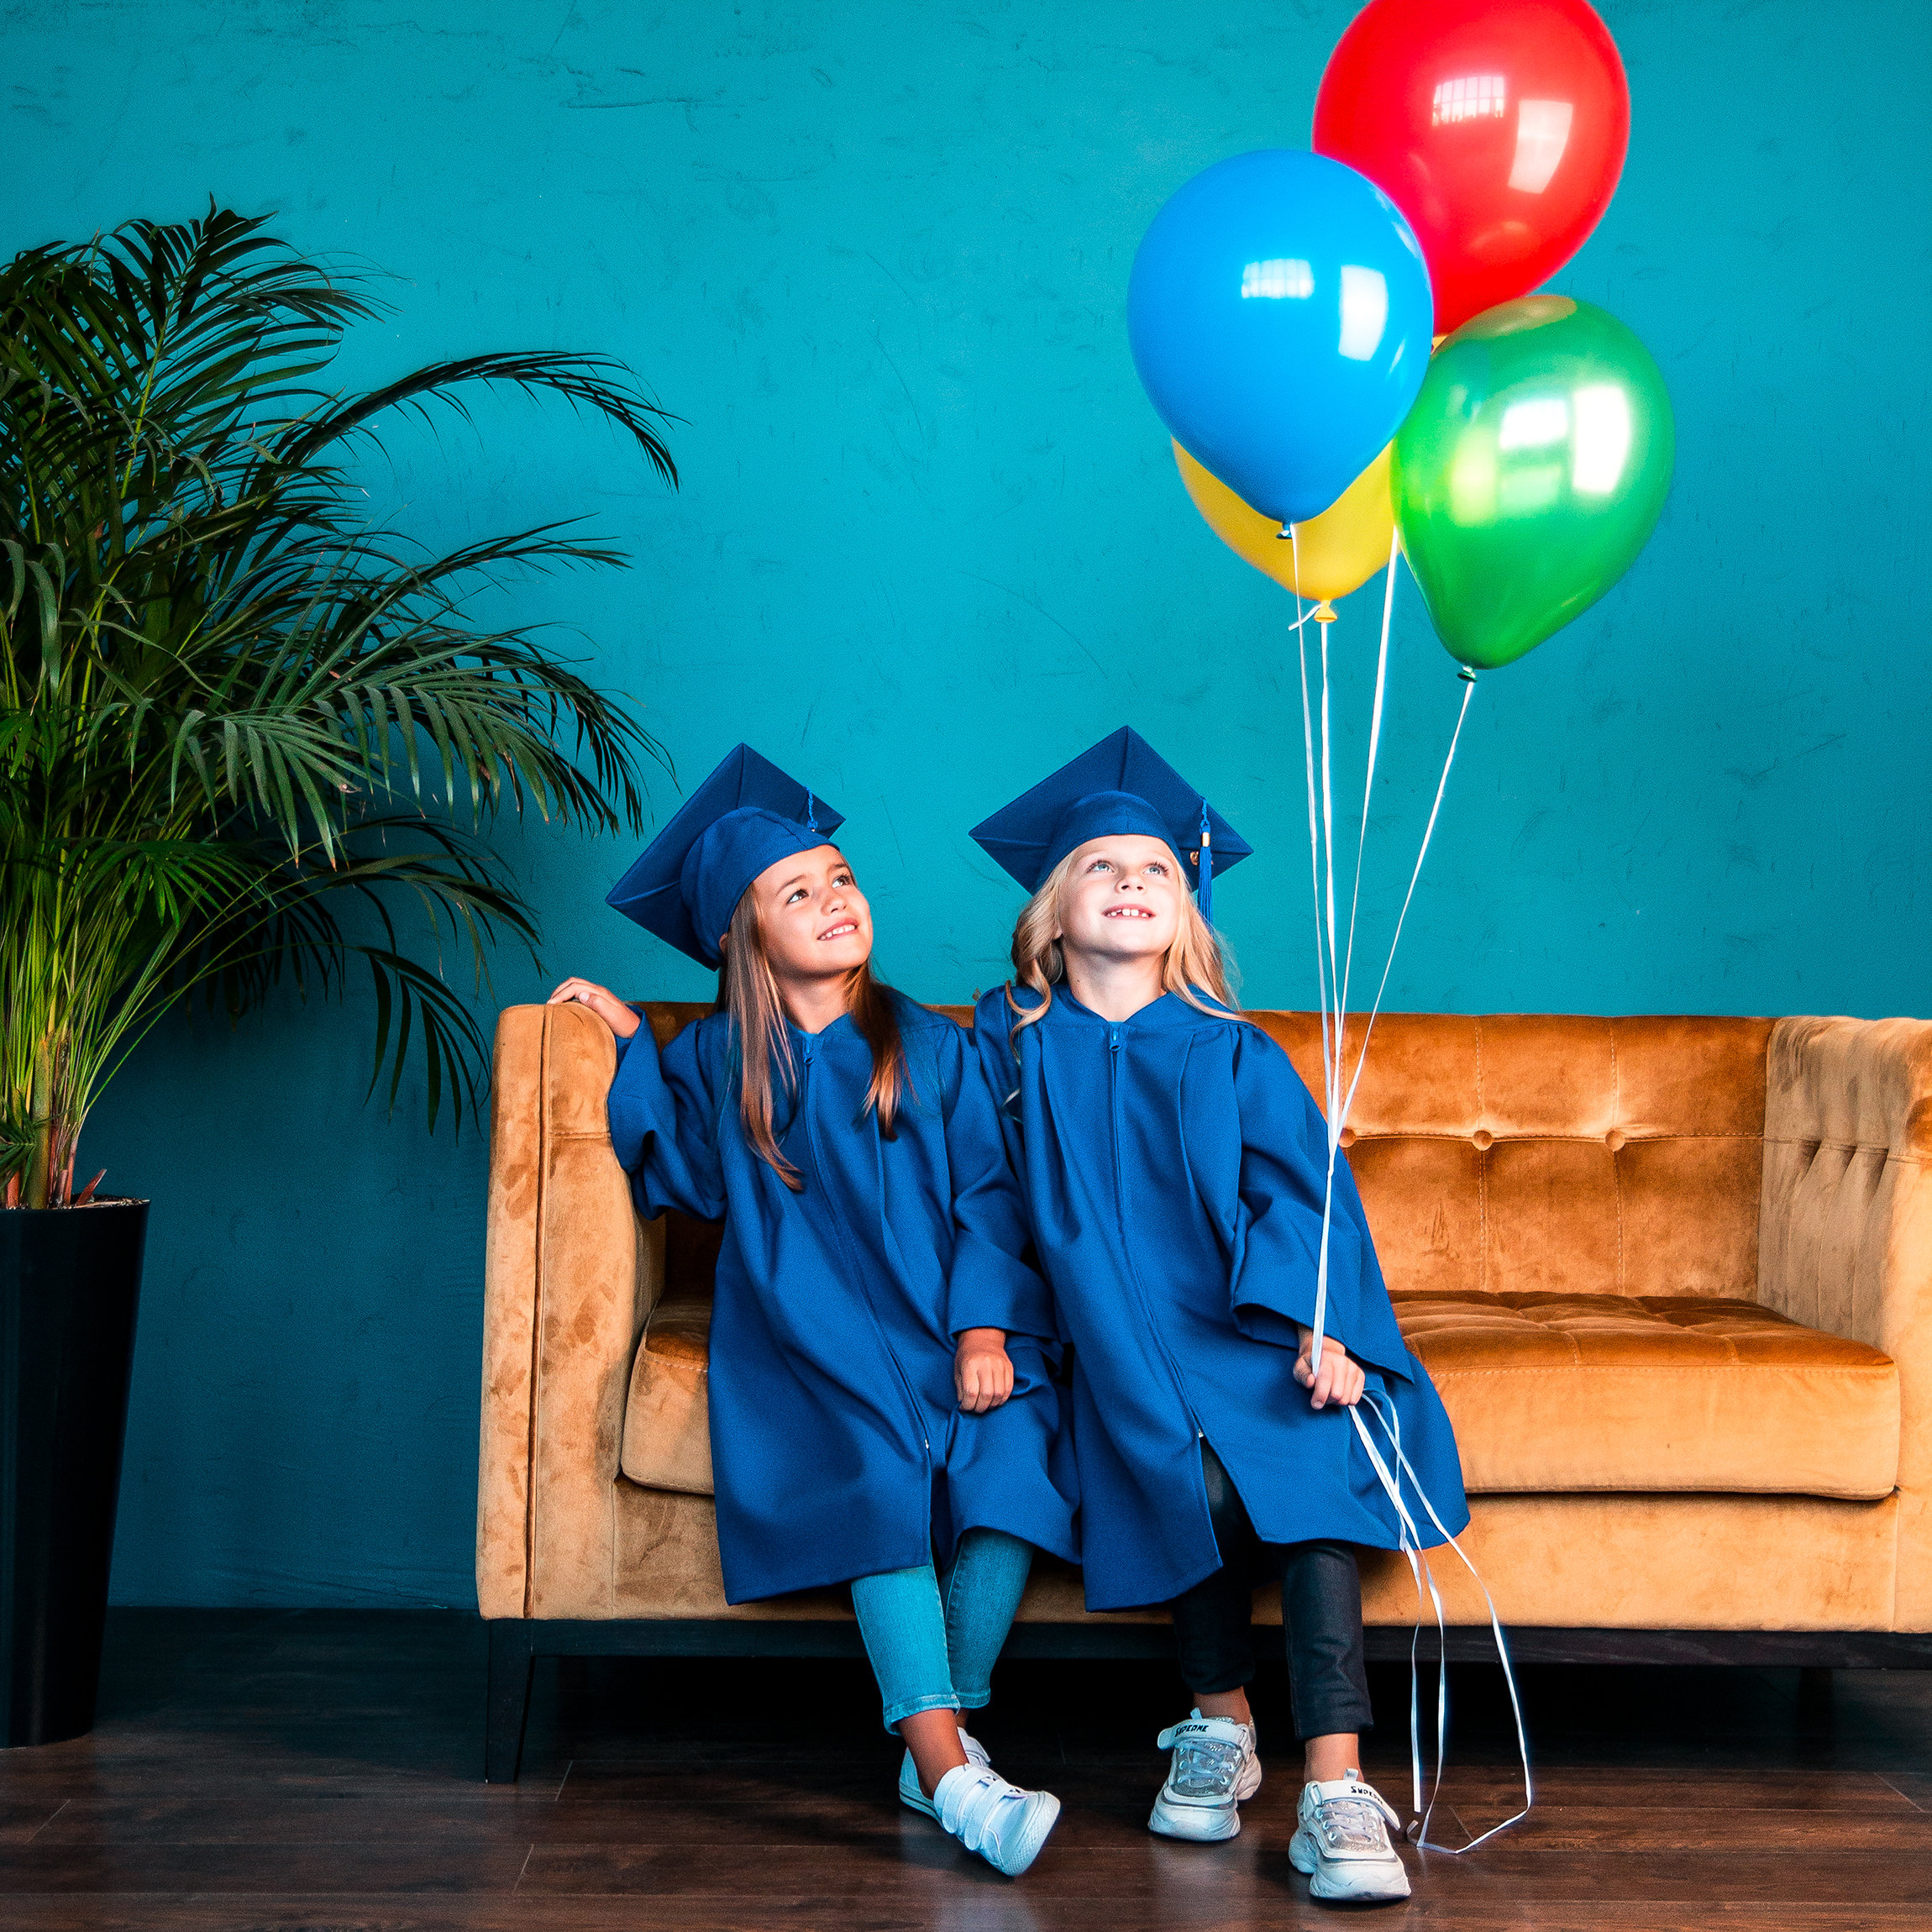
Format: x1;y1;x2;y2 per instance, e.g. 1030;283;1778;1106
1147;1709;1263;1841
1289;1772;1411;1901
899;1725;991;1820
932;1762;1062;1876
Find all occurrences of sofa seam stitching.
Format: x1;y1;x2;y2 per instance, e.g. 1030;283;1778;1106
1457;1484;1896;1499
606;1028;627;1619
1756;1021;1783;1331
1424;1362;1894;1375
1611;1026;1625;1296
1340;1130;1762;1142
1762;1137;1924;1164
1887;1464;1903;1630
1475;1019;1487;1296
638;1352;709;1380
524;1008;548;1622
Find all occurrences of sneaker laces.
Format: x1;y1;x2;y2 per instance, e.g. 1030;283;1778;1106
1157;1720;1247;1799
1310;1780;1400;1854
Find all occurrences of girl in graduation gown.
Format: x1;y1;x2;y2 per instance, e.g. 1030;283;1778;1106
969;727;1468;1906
550;744;1075;1879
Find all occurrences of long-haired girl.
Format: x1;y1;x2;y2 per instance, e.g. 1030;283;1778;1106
970;727;1468;1905
552;744;1075;1878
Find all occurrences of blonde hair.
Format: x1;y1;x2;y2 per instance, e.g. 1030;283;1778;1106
1005;846;1238;1037
718;879;908;1192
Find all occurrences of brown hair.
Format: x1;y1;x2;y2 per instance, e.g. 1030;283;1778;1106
717;878;910;1190
1005;846;1238;1037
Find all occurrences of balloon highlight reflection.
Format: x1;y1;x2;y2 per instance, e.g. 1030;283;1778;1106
1392;296;1673;670
1127;150;1434;528
1314;0;1630;334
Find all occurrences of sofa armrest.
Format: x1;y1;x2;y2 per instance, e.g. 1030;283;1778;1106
1760;1015;1932;1627
476;1001;663;1620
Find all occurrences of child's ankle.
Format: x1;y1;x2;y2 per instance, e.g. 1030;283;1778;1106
1302;1735;1359;1784
1192;1691;1253;1729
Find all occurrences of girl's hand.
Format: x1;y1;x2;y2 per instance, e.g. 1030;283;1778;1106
547;978;642;1040
954;1328;1015;1415
1294;1328;1365;1410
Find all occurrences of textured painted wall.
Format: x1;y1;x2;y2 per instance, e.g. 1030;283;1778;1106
3;0;1924;1604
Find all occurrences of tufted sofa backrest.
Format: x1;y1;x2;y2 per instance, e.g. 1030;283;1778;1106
1249;1013;1775;1301
639;1004;1777;1305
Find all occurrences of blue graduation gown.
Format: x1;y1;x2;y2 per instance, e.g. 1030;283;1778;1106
974;984;1468;1613
607;992;1079;1604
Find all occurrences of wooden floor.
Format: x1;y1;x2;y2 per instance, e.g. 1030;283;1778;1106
0;1610;1927;1928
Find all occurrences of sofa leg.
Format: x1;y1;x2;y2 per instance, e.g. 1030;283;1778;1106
485;1620;534;1783
1796;1664;1835;1728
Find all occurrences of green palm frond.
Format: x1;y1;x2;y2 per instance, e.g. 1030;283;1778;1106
1;202;675;1205
280;350;679;485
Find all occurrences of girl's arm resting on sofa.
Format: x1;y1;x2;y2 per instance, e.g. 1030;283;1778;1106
548;976;641;1039
549;979;727;1222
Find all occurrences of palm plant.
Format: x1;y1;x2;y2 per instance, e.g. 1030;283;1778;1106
0;205;674;1210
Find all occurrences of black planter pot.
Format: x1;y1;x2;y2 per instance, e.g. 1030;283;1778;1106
0;1198;148;1747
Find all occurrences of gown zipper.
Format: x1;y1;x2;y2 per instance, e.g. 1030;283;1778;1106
798;1032;932;1459
1105;1023;1203;1439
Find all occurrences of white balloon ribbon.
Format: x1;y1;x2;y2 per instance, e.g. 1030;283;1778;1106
1289;529;1529;1851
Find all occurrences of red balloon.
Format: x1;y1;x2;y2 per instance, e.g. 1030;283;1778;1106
1313;0;1630;334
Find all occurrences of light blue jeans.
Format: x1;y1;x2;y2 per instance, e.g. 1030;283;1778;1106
850;1527;1036;1733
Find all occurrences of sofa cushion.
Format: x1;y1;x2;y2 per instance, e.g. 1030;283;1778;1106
1399;1289;1898;1500
621;1284;1899;1505
618;1287;715;1496
594;1483;1903;1631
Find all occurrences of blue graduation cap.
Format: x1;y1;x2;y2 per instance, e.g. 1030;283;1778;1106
606;744;844;967
969;726;1251;922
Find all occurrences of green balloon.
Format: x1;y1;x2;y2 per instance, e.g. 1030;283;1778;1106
1393;296;1675;671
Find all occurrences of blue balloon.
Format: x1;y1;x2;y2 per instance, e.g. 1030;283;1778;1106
1128;150;1434;528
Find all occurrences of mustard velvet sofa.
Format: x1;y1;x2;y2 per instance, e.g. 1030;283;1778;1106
475;1000;1932;1780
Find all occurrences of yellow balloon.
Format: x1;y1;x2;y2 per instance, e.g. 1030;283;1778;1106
1172;438;1395;616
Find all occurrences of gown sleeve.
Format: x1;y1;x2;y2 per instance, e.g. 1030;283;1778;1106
970;985;1030;1175
606;1016;728;1223
1225;1022;1413;1382
938;1019;1058;1347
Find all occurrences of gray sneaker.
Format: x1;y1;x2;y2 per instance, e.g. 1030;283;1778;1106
1289;1772;1411;1901
1147;1709;1263;1841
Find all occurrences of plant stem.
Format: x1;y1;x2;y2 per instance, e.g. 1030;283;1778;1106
24;1038;54;1212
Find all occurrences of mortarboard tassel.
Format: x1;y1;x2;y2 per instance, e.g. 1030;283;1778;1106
805;790;819;833
1196;802;1214;926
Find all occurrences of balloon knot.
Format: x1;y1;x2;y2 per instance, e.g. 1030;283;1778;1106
1277;522;1294;542
1457;665;1478;683
1312;601;1337;624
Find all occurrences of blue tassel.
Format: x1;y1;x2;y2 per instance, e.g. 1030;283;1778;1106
1197;803;1214;926
805;789;819;832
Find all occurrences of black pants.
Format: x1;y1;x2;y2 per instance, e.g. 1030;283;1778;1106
1168;1444;1373;1742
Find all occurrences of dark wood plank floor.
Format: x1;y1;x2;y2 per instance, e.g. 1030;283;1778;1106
0;1609;1927;1929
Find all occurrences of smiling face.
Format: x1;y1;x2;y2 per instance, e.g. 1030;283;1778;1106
1055;832;1184;967
743;843;874;984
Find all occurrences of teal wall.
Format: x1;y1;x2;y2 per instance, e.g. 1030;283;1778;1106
5;1;1924;1605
